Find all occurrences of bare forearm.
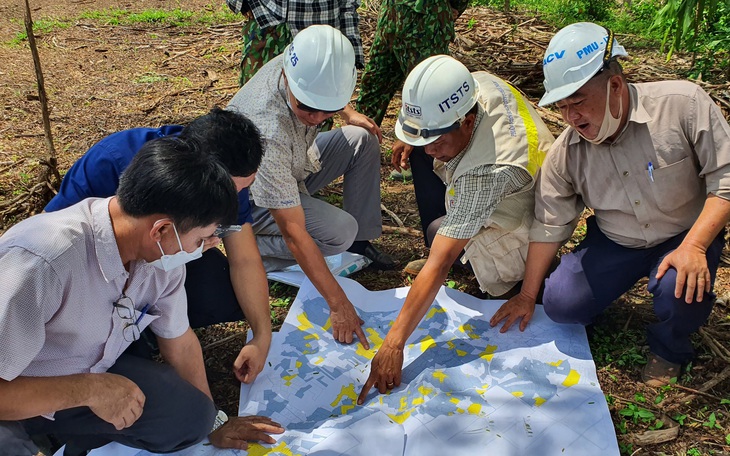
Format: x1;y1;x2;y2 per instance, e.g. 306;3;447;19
385;236;466;348
681;195;730;252
0;375;96;420
226;228;272;342
386;259;452;349
519;241;561;301
158;329;212;400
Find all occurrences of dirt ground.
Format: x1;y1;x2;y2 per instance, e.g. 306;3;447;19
1;1;730;454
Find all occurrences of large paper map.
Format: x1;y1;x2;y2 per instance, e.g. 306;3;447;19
75;277;618;456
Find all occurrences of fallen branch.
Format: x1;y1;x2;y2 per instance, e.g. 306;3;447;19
382;225;422;237
381;203;404;227
699;327;730;362
202;332;246;351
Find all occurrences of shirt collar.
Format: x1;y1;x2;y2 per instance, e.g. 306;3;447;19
92;197;128;285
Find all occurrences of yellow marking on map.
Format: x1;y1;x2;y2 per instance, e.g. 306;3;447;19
420;335;436;352
433;370;448;383
425;306;446;320
282;374;297;386
476;384;489;394
296;313;314;331
313;356;325;365
418;385;433;396
447;340;456;350
458;323;480;340
247;441;301;456
412;397;424;405
480;344;498;362
330;383;358;415
534;397;546;407
322;318;331;331
450;397;460;405
355;328;384;359
387;409;413;424
562;369;580;387
456;349;467;357
512;391;524;398
548;359;564;367
304;333;320;340
467;403;482;415
295;360;302;368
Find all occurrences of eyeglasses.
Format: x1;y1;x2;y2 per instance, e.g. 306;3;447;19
289;90;340;114
212;224;242;239
113;295;148;342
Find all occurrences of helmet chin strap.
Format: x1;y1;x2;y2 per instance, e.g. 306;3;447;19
579;79;624;145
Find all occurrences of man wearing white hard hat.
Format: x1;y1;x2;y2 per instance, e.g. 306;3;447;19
357;55;553;402
490;22;730;387
227;24;395;349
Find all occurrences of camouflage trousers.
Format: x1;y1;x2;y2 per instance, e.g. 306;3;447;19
355;0;457;126
238;18;291;87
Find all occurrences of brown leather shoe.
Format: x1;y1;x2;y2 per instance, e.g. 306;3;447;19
641;353;680;387
404;258;427;275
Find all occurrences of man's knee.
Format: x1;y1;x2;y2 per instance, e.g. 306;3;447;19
315;210;358;256
343;126;380;160
542;264;596;325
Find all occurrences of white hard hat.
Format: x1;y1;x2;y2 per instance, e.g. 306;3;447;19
538;22;628;107
283;25;357;112
395;55;480;147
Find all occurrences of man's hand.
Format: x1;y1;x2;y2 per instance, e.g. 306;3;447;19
87;373;145;430
341;106;383;143
208;415;284;450
203;236;221;252
656;243;711;303
490;293;537;333
233;336;270;384
391;140;413;172
357;344;404;405
329;299;370;350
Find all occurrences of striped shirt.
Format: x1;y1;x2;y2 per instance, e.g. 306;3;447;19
0;198;189;381
227;0;364;67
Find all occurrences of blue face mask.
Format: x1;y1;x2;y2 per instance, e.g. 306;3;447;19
148;222;204;271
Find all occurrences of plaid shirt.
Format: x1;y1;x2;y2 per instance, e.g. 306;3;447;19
227;0;364;67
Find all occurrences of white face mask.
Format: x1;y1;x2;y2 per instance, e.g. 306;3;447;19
149;222;204;271
578;79;624;145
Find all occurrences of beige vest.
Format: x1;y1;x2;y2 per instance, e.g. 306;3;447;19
434;72;554;296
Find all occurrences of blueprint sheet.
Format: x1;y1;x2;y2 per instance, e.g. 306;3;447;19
68;277;618;456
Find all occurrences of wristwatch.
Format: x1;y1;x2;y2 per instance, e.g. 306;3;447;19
212;409;228;432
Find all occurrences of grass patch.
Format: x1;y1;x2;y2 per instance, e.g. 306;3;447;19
6;5;240;45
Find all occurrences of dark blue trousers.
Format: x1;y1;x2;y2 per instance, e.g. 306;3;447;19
409;146;447;247
21;355;216;453
543;216;724;364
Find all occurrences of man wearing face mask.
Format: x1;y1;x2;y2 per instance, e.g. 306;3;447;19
490;22;730;387
0;137;283;455
227;25;396;350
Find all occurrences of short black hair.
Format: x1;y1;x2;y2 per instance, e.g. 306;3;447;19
117;136;238;233
179;107;263;178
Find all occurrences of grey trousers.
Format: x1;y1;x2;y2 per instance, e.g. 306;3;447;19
17;355;216;454
252;126;383;272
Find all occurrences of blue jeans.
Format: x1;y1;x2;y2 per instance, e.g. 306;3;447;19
543;216;724;364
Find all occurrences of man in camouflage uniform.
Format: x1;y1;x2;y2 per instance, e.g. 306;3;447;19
355;0;469;126
226;0;364;87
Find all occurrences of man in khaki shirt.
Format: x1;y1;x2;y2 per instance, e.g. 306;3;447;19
490;22;730;386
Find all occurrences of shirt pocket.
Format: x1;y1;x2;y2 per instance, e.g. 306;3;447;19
462;224;529;294
649;157;702;213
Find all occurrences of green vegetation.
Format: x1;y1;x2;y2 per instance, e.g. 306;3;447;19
469;0;730;82
8;19;71;46
7;5;239;46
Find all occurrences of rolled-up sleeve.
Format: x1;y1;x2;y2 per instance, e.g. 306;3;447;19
690;85;730;201
530;140;584;243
